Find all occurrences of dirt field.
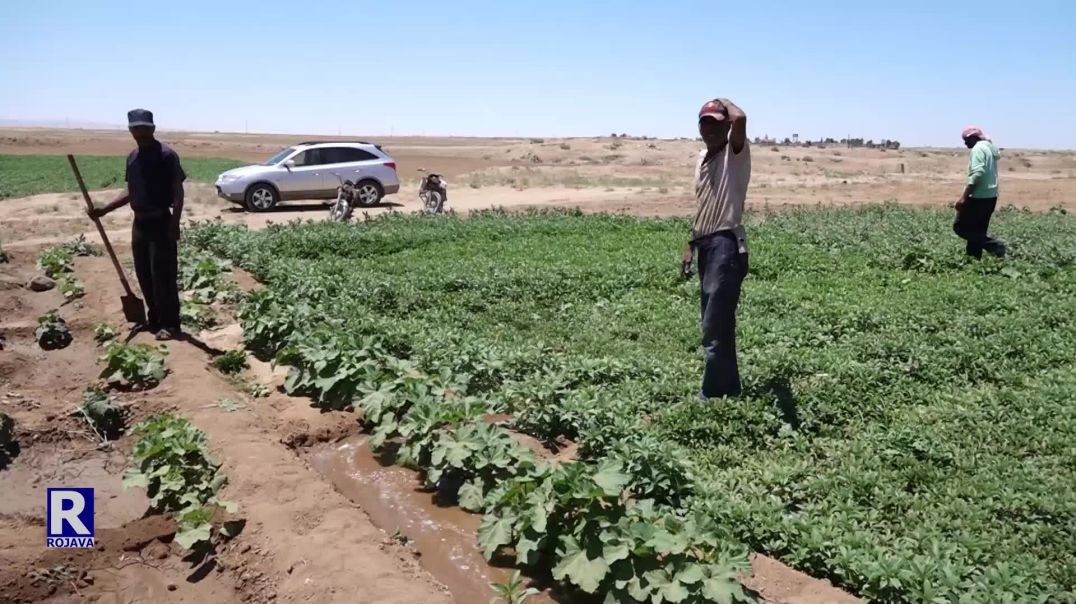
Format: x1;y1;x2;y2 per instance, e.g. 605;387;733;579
1;127;1073;604
3;128;1074;253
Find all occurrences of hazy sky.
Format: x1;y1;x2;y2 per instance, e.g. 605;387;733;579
2;0;1073;148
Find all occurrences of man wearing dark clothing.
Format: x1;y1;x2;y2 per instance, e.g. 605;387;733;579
954;126;1006;258
89;109;186;340
681;98;751;399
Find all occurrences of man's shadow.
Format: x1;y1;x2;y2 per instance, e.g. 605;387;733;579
122;327;227;357
745;375;801;430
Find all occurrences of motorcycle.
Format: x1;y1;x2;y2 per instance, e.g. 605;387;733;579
329;174;358;223
419;173;448;214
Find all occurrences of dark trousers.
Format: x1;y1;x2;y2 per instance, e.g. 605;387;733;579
696;232;748;399
953;197;1006;258
132;216;180;330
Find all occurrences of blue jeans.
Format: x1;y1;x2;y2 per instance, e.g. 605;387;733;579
696;232;748;399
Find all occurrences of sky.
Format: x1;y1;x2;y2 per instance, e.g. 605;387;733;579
2;0;1074;148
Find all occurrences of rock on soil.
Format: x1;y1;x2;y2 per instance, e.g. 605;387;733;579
26;275;55;292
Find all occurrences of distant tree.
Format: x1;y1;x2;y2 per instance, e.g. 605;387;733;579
782;137;792;145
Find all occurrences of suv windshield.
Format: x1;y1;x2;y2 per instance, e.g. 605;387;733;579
263;147;297;166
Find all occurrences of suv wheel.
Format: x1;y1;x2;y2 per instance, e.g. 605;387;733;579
355;180;383;207
245;183;279;212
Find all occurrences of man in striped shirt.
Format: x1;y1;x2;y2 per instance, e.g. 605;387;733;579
681;98;751;399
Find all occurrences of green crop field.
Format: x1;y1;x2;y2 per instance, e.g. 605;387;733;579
187;205;1076;603
0;154;245;199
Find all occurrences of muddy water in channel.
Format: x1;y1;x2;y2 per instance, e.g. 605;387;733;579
307;434;557;604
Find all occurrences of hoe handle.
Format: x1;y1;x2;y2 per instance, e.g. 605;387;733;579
67;154;136;296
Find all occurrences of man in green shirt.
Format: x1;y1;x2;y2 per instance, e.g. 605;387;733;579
953;126;1006;258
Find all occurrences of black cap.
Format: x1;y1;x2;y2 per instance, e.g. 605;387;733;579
127;108;154;128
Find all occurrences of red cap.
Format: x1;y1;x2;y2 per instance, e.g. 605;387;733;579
698;100;728;122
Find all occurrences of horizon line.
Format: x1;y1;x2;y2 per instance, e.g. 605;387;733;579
1;121;1073;152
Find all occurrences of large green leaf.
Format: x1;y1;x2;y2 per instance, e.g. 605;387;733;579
122;471;149;489
458;479;486;512
552;538;610;594
591;460;630;497
478;515;514;560
646;528;690;556
602;539;631;564
701;575;746;604
515;533;543;567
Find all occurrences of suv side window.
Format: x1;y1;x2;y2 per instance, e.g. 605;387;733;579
290;148;333;167
323;147;379;164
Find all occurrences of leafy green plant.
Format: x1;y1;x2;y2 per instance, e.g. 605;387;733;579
489;570;539;604
79;386;125;440
123;415;237;549
93;322;118;345
35;310;72;350
280;330;398;411
58;276;85;301
180;249;241;305
211;350;249;375
98;343;168;389
37;236;98;292
478;460;751;603
180;299;218;330
37;246;73;278
62;234;101;258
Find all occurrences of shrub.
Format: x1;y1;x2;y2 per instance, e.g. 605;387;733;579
35;310;72;350
212;350;249;375
93;323;118;345
37;247;73;278
124;415;237;549
58;276;85;301
62;234;102;257
80;386;125;440
98;343;168;390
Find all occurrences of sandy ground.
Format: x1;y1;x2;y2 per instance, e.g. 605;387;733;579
4;127;1072;604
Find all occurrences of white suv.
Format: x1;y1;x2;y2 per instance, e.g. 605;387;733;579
215;141;400;212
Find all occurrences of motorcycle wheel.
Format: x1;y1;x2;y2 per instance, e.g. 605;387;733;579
423;191;443;214
329;195;352;223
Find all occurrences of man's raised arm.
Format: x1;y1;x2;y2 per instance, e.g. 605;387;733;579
717;98;747;154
